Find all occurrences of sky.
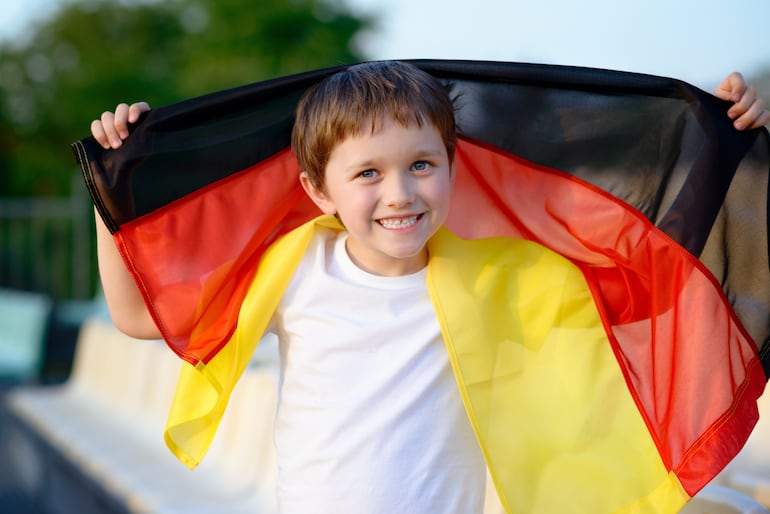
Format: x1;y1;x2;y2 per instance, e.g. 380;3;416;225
346;0;770;92
2;0;769;92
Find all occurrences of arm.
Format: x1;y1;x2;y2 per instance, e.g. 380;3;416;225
95;212;161;339
714;72;770;130
91;101;160;338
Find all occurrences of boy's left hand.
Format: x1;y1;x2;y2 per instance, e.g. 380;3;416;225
714;72;770;130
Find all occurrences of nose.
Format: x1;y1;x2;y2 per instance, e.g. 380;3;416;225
383;172;415;208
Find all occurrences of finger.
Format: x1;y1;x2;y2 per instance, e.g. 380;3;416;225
90;119;111;149
734;98;769;130
728;84;757;121
99;110;123;149
715;71;745;102
113;103;131;139
128;102;151;123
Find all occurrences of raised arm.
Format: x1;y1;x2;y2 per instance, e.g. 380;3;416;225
714;72;770;130
95;213;160;339
91;102;160;339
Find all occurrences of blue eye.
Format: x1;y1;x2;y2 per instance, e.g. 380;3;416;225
412;161;429;171
360;169;377;178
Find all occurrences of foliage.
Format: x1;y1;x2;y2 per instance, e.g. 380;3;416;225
0;0;373;197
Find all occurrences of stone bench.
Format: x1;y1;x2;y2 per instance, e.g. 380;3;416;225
6;317;279;514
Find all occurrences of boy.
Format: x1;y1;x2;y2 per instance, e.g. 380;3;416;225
91;62;769;513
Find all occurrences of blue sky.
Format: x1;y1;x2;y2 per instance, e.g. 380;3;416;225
3;0;769;92
346;0;770;91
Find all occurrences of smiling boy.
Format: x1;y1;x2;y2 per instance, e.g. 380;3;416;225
294;65;456;276
90;61;770;513
301;119;452;275
272;63;485;512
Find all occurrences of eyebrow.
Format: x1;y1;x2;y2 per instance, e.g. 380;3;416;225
344;146;446;173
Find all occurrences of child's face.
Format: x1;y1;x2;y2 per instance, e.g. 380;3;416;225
300;118;455;276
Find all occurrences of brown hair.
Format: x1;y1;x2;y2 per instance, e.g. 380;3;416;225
291;61;456;190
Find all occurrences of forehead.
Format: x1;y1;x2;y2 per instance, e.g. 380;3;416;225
341;111;428;139
328;119;446;163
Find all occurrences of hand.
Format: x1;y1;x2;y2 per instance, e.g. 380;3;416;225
714;72;769;130
90;101;151;150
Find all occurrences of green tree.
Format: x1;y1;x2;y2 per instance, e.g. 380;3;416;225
0;0;373;197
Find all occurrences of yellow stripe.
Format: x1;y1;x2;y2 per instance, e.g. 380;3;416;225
614;472;690;514
426;229;689;513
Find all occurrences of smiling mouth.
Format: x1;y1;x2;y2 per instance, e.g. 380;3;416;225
377;214;423;229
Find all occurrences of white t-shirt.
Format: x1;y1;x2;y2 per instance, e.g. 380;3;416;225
269;228;485;513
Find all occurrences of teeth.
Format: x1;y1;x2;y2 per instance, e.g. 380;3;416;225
379;215;419;229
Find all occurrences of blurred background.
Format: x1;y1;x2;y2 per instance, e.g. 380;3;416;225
1;0;769;363
0;1;769;513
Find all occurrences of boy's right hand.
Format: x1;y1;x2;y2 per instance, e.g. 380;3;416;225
91;102;151;150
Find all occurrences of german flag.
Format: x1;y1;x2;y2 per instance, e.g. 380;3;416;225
73;60;770;513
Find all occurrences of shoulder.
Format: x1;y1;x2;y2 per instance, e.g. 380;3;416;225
262;215;343;265
426;228;600;333
428;226;579;277
254;214;345;309
274;219;342;283
427;227;594;308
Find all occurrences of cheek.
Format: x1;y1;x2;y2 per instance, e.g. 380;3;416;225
332;190;374;222
428;180;454;213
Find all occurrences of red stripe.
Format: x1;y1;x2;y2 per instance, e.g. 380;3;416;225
116;149;318;364
450;138;763;494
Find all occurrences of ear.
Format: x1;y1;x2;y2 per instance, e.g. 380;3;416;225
449;159;457;187
299;171;337;215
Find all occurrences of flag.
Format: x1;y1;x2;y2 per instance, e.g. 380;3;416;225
73;60;770;513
